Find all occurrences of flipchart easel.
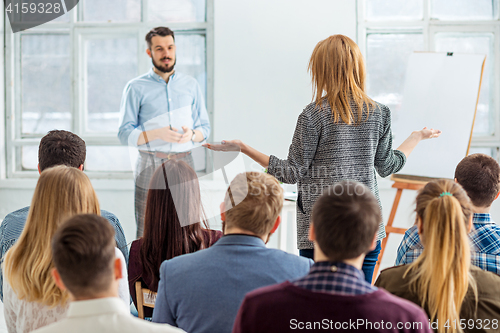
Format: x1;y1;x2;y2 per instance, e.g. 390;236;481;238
371;53;486;283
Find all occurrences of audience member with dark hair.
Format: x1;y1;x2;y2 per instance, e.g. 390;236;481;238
376;179;500;333
128;159;222;317
396;153;500;274
232;181;431;333
31;214;185;333
2;166;129;333
152;172;312;333
0;130;128;301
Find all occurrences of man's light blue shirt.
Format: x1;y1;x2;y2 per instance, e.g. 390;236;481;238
118;69;210;152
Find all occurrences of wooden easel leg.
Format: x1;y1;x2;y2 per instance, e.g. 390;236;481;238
372;188;403;284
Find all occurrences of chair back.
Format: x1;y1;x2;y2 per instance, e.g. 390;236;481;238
135;281;157;319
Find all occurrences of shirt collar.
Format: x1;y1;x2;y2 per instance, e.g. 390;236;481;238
310;261;365;281
67;297;129;318
148;68;176;83
214;234;266;247
473;213;492;224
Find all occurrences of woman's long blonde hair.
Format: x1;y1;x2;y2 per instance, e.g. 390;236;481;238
309;34;376;124
3;165;100;307
405;179;477;333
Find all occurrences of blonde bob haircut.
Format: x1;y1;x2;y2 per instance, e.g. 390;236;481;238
405;179;477;333
3;165;100;307
309;34;376;124
224;172;283;236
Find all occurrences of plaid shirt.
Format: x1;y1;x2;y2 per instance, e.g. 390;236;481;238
395;213;500;274
292;261;377;296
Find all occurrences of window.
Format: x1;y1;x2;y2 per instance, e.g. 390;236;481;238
358;0;500;159
5;0;214;178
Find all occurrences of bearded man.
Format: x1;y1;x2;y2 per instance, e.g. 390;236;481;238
118;27;210;237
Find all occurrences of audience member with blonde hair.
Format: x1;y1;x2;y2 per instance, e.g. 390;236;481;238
376;179;500;333
205;34;441;282
2;166;129;333
152;172;312;333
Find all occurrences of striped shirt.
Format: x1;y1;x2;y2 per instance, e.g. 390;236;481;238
267;100;406;249
292;261;377;296
0;207;129;300
395;213;500;274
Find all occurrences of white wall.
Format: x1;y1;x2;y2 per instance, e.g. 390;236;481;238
213;0;357;162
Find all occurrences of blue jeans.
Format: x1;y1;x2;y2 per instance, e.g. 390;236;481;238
299;240;382;284
362;240;381;284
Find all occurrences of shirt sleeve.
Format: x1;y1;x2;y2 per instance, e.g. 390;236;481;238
191;82;210;140
395;234;409;266
374;105;406;178
267;111;319;184
0;239;16;302
116;248;131;306
3;275;17;333
152;261;177;326
118;82;143;147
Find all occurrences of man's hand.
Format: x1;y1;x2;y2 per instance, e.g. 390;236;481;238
156;126;183;143
178;126;193;144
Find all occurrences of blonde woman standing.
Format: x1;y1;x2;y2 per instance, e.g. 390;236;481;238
375;179;500;333
205;34;441;283
2;166;129;333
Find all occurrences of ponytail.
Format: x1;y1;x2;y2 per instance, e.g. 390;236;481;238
404;180;477;333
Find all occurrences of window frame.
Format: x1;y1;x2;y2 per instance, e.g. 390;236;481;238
4;0;215;179
357;0;500;160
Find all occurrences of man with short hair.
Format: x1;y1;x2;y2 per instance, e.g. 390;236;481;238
232;181;431;333
118;26;210;237
152;172;313;333
0;130;128;300
396;153;500;274
32;214;185;333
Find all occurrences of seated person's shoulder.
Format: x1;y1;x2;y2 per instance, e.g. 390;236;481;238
374;288;428;320
100;210;120;223
375;265;410;288
0;206;30;235
471;265;500;292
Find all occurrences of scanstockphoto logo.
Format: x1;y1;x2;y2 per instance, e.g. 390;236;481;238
4;0;79;33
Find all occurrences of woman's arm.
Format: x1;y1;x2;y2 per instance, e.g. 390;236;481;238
397;127;442;158
203;140;269;168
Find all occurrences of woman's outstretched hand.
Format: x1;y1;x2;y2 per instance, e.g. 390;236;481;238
397;127;442;158
203;140;270;168
202;140;244;152
419;127;442;140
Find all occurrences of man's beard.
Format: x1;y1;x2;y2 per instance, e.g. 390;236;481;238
152;57;176;73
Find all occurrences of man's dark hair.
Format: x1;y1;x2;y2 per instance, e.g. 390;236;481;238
38;130;86;171
145;27;175;49
51;214;116;298
312;181;380;261
455;153;500;207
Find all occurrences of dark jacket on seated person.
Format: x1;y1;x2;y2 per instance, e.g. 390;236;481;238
376;264;500;333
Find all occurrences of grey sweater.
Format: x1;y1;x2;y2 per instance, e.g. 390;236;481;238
267;101;406;249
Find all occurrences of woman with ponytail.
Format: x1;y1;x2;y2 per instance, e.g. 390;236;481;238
375;179;500;333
